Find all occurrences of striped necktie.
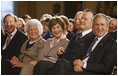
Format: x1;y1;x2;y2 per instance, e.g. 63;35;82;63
6;33;12;47
75;32;82;41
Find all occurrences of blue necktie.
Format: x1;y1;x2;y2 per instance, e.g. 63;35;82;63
82;37;98;60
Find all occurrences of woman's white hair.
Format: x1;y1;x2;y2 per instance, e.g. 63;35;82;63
24;19;43;35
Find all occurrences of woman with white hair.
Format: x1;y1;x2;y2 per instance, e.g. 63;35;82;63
10;19;46;75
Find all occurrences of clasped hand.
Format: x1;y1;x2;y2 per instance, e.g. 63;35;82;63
57;47;65;55
73;59;84;72
10;56;23;68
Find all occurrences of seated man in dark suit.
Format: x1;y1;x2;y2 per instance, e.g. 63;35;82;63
109;30;117;40
69;13;117;75
48;9;95;75
59;9;95;62
1;14;27;75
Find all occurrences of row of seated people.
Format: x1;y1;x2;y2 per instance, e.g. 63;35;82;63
1;9;117;75
2;12;116;41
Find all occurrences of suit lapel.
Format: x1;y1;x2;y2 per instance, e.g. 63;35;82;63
82;31;94;40
76;32;95;57
87;34;110;62
51;38;66;49
4;30;20;50
76;31;94;44
68;33;80;47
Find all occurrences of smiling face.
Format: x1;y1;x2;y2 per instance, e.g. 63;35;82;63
42;21;49;33
93;17;109;37
109;19;117;32
51;23;63;39
17;20;24;32
27;24;40;41
80;12;93;31
68;22;74;32
4;15;16;33
74;13;83;30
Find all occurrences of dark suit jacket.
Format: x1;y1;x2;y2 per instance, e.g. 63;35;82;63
83;34;117;74
49;33;117;75
1;30;27;59
109;31;117;40
1;30;27;75
62;31;95;63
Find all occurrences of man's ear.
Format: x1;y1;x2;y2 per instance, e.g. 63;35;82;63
107;25;109;31
14;21;18;28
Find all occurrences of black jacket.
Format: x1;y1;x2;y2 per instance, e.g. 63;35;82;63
62;31;95;63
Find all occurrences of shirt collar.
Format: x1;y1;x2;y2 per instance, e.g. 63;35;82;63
54;34;66;43
29;36;41;44
29;40;36;44
113;30;117;32
8;28;17;38
96;32;108;41
82;29;92;37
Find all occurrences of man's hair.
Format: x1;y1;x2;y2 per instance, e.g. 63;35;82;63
84;9;95;22
84;9;95;16
3;14;18;23
92;13;110;25
74;11;84;20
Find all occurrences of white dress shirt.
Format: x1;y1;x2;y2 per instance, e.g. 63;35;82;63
29;40;37;44
81;29;92;37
